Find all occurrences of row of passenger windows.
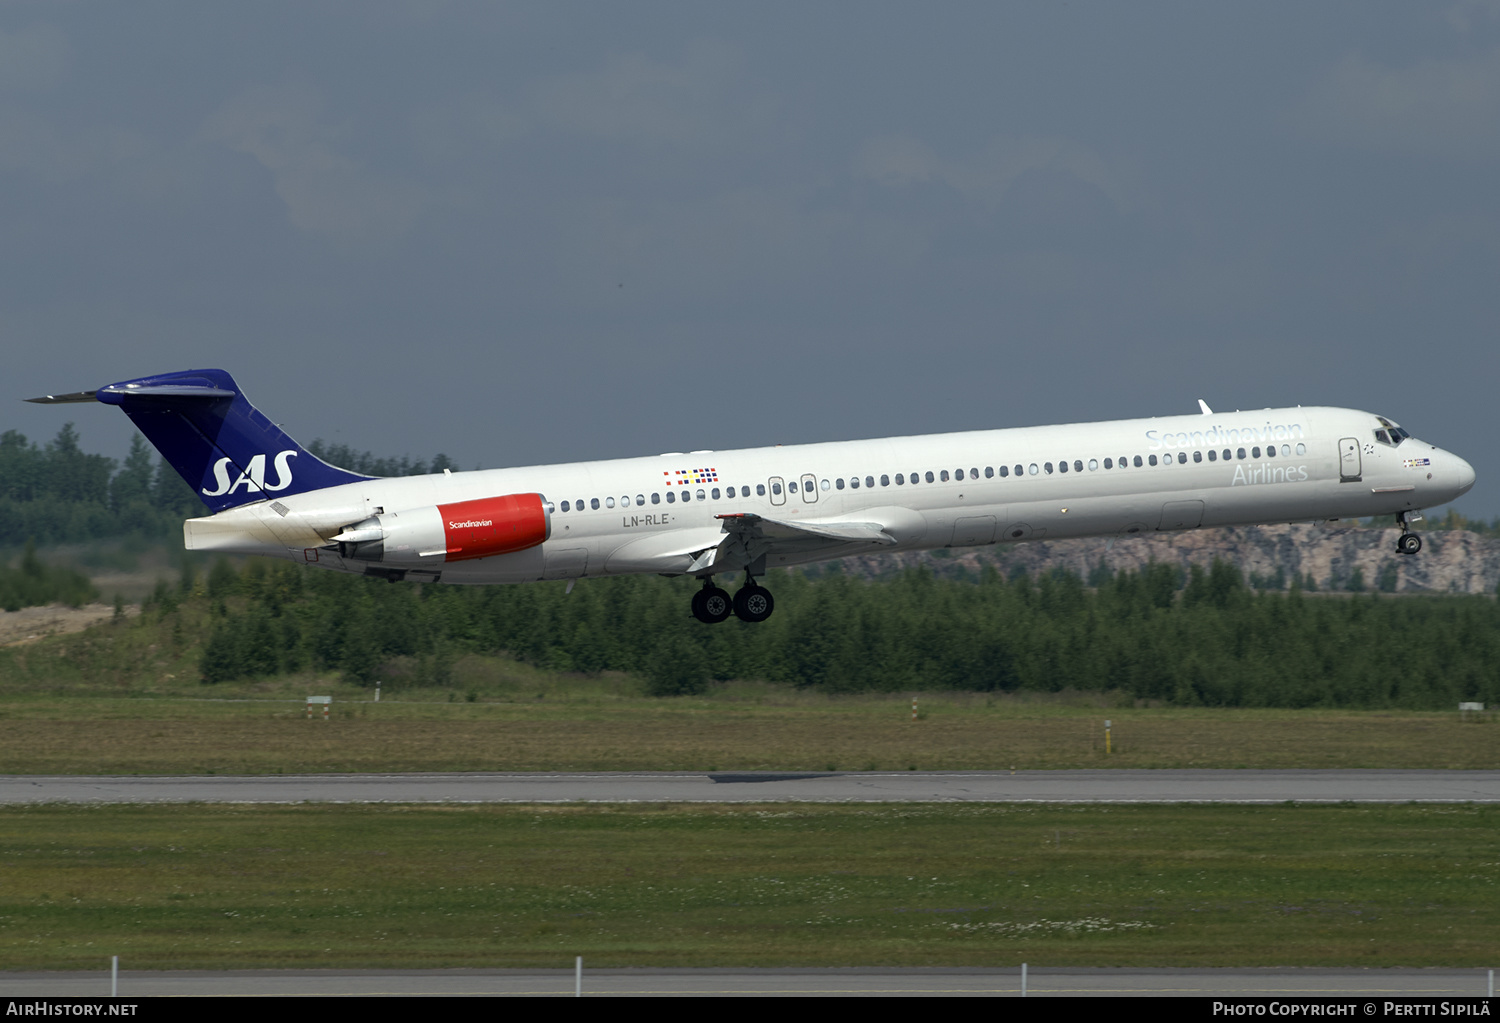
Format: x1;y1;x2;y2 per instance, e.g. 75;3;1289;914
561;486;766;511
555;442;1311;512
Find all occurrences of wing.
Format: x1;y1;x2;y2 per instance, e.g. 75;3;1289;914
684;512;898;575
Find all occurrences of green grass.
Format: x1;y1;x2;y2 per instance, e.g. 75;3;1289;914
0;684;1496;773
1;802;1496;969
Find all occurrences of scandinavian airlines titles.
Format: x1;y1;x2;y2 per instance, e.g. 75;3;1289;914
1146;421;1306;450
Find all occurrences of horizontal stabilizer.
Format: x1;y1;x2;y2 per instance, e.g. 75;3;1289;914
25;391;99;404
98;384;236;400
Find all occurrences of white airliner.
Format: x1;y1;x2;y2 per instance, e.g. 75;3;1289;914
29;370;1476;622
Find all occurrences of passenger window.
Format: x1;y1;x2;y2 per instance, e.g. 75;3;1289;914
1133;456;1143;467
1266;447;1276;459
680;491;690;503
772;482;783;495
836;478;845;490
1296;443;1306;455
1103;458;1112;469
788;481;797;493
666;491;675;504
711;488;721;499
971;467;979;479
1058;460;1068;473
561;501;570;512
821;479;830;490
849;477;860;489
1014;464;1023;477
954;469;963;481
651;493;660;505
620;496;630;507
1044;462;1054;474
865;476;874;488
1281;444;1290;456
1193;451;1202;463
636;494;645;505
591;498;600;510
1073;460;1083;472
895;473;905;485
880;475;890;486
1148;455;1157;466
697;490;706;501
999;465;1009;477
1177;453;1186;464
941;470;950;482
607;497;617;508
1029;463;1039;475
1252;446;1261;458
925;471;935;483
985;466;994;478
757;484;766;496
1208;450;1217;462
1088;459;1098;471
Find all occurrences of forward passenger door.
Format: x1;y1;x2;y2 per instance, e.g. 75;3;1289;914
1339;438;1362;481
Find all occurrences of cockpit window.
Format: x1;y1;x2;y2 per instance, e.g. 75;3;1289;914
1374;417;1409;446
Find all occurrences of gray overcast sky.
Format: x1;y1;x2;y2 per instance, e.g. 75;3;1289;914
4;1;1499;516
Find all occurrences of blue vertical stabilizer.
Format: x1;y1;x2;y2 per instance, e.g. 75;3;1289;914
90;369;372;512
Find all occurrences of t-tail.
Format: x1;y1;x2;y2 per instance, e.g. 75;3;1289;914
27;369;372;512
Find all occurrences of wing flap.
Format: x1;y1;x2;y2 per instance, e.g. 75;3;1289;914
716;512;897;545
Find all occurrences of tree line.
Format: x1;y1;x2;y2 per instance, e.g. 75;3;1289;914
0;540;97;612
0;425;453;548
187;556;1500;708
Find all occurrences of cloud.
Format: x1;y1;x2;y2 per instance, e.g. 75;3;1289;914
529;39;772;151
0;24;70;92
203;83;425;247
855;133;1132;214
1446;0;1500;33
1295;47;1500;160
0;107;151;182
408;93;528;166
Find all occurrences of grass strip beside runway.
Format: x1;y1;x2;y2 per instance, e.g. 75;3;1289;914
1;690;1498;773
2;802;1495;970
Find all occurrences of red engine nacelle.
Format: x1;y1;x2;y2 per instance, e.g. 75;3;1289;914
437;493;550;562
334;493;551;564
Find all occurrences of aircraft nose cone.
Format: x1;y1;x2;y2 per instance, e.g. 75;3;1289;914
1454;454;1477;496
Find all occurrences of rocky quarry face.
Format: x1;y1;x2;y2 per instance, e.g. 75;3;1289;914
836;525;1500;594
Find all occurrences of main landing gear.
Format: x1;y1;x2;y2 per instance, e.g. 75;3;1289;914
691;576;775;623
1395;512;1423;555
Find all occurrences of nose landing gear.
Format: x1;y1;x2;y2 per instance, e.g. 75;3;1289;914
1395;513;1423;555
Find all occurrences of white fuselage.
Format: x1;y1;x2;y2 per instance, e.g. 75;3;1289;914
183;405;1476;584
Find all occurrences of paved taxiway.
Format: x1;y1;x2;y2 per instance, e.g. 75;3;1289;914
4;769;1500;804
3;967;1496;997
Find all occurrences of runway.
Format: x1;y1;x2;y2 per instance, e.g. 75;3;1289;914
4;769;1500;804
2;967;1495;998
